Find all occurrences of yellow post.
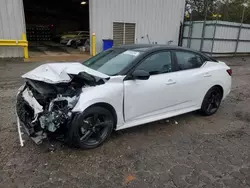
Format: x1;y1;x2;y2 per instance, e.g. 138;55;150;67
22;33;29;59
92;33;96;56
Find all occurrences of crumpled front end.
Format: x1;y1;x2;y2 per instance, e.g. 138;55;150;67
16;63;109;146
16;82;79;145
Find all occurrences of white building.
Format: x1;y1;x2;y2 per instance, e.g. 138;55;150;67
0;0;186;58
90;0;186;53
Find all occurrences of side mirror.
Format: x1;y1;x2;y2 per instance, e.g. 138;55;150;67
131;70;150;80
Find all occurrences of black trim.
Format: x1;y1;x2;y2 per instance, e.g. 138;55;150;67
172;50;179;72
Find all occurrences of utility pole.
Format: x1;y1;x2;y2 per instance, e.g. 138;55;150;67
235;0;247;55
200;0;209;52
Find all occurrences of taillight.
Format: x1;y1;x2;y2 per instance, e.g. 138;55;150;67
227;69;232;76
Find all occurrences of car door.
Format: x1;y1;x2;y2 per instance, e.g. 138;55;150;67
172;50;209;108
124;51;181;122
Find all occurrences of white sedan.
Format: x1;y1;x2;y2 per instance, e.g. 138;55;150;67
16;45;232;149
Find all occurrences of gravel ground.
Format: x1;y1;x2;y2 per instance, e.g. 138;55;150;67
0;57;250;188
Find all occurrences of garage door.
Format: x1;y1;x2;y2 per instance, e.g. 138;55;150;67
113;22;135;46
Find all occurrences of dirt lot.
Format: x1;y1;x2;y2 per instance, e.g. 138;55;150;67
0;57;250;188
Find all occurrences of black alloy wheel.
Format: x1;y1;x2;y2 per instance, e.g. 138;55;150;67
68;106;114;149
200;87;223;116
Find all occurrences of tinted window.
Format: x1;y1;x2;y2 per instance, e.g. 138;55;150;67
175;51;204;70
135;51;172;75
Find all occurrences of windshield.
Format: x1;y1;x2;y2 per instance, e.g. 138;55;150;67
83;49;143;75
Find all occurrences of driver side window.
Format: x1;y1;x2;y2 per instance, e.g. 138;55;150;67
135;51;172;75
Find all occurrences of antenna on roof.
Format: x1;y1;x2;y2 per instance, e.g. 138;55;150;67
146;34;151;44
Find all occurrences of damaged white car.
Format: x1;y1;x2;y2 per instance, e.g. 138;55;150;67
16;45;232;149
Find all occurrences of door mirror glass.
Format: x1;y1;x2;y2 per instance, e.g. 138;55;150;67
132;70;150;80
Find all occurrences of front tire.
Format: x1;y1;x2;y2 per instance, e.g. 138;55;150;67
67;106;114;149
200;87;223;116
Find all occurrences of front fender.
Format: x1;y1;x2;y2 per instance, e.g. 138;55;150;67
72;97;115;113
72;76;125;127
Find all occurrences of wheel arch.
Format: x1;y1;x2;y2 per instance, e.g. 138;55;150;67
200;84;224;116
200;84;224;108
85;102;118;129
203;85;224;102
211;85;224;97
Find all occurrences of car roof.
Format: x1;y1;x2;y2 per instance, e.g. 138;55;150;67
115;44;217;62
117;44;199;53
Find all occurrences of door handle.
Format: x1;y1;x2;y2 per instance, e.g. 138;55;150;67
204;72;212;77
166;79;176;85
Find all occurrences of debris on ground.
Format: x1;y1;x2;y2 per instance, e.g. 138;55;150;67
125;174;136;184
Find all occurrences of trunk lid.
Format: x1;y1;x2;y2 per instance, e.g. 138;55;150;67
22;62;109;84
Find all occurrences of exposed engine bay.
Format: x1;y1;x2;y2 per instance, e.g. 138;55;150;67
16;69;108;145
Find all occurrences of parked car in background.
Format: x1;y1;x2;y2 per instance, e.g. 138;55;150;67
60;31;89;46
71;38;90;50
16;45;232;149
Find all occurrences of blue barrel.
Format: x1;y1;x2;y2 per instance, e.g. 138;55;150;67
103;39;113;50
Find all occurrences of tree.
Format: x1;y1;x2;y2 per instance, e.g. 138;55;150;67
186;0;218;20
223;0;250;23
186;0;250;23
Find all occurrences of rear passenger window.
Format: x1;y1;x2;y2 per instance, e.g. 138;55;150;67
175;51;204;71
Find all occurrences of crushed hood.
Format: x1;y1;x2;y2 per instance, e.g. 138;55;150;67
22;62;109;84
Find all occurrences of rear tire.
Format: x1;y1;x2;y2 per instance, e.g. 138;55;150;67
200;87;223;116
67;106;114;149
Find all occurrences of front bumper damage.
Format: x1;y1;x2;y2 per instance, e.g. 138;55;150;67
16;85;79;146
16;62;110;147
